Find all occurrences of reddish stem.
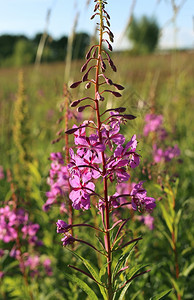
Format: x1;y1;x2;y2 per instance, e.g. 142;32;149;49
94;1;113;299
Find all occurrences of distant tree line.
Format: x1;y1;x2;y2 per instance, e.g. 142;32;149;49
0;32;90;67
0;15;161;67
127;15;160;55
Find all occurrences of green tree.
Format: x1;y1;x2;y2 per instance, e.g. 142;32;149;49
72;32;90;59
13;39;35;66
127;15;160;54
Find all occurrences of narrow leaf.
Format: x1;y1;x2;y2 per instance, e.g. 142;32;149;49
118;281;132;300
113;242;137;279
68;265;97;283
160;203;173;233
63;272;98;300
150;289;172;300
68;250;100;283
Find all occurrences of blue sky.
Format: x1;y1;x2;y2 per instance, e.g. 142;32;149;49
0;0;193;49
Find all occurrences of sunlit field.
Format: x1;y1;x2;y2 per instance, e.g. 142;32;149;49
0;49;194;299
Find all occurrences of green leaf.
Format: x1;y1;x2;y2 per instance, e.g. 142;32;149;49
113;241;137;280
118;281;132;300
160;203;173;233
28;161;42;182
150;289;172;300
168;275;181;295
162;230;174;250
180;262;194;277
125;264;148;282
68;250;107;299
115;264;148;300
174;209;182;242
63;272;99;300
3;260;19;273
99;263;108;299
4;189;14;202
68;249;99;282
112;233;126;251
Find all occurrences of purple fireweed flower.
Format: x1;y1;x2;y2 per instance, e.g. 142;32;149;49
108;193;120;208
137;214;154;230
116;182;135;206
21;223;40;238
101;118;125;150
69;173;95;210
0;206;18;242
114;135;140;169
56;220;70;233
164;144;181;161
0;204;42;247
131;181;156;213
68;148;101;180
108;111;127;128
44;153;69;211
10;247;21;259
61;233;75;246
158;128;168;140
105;135;140;182
143;114;163;136
73;124;86;145
152;145;164;163
43;258;53;276
50;152;64;164
76;134;106;158
24;255;40;270
153;144;180;163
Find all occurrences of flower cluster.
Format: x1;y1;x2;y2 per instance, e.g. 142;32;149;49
56;220;75;247
143;114;164;136
44;152;69;212
153;143;181;163
137;214;154;230
66;115;143;211
0;203;52;278
143;113;180;163
0;205;41;245
22;255;53;277
131;181;156;213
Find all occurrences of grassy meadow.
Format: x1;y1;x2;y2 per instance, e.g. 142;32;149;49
0;50;194;299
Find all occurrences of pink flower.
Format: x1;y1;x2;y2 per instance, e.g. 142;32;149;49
69;173;95;210
138;214;154;230
61;233;75;246
143;114;163;136
131;181;156;213
153;144;180;163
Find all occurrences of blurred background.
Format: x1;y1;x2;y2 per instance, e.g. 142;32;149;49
0;0;193;67
0;1;194;299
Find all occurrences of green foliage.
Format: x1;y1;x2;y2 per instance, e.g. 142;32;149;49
0;32;90;67
127;15;160;54
0;50;194;299
13;39;35;67
150;289;172;300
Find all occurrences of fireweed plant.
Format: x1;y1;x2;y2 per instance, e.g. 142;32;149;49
0;172;52;300
55;1;156;299
140;111;183;299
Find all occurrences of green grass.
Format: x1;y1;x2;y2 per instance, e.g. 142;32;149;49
0;51;194;299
